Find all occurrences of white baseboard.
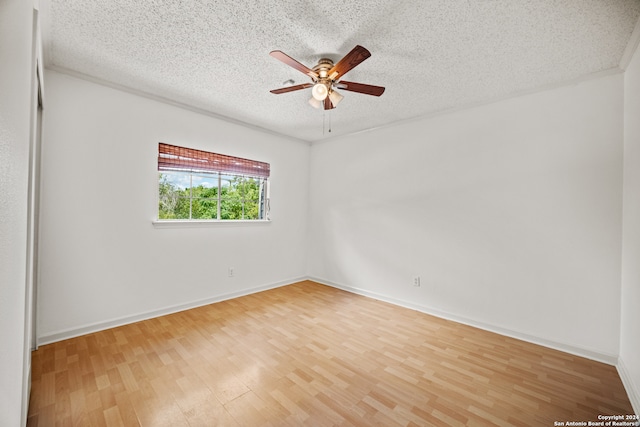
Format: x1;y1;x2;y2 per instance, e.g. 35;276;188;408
37;275;637;414
309;276;619;366
39;275;620;367
618;357;640;416
37;276;306;346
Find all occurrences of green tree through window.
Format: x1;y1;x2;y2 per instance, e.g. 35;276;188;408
158;171;267;220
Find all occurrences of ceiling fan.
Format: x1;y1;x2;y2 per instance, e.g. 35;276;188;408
269;45;385;110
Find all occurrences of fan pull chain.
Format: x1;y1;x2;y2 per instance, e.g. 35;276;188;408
322;110;332;136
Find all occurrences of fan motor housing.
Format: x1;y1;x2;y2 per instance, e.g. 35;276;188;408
313;58;334;79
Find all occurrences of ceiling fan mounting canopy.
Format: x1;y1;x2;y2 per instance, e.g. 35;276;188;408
313;58;335;74
269;45;385;110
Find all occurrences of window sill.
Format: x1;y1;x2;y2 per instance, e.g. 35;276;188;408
152;219;271;228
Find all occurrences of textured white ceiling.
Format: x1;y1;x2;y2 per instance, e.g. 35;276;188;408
41;0;640;142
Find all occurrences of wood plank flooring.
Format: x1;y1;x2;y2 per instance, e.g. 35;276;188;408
27;280;634;426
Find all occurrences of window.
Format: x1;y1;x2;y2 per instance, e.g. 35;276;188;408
157;143;270;221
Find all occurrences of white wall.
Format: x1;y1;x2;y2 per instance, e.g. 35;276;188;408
621;36;640;414
309;73;624;362
28;23;639;416
0;0;35;425
38;71;309;343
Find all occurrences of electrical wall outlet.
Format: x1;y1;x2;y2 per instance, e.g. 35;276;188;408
413;276;421;287
228;267;234;277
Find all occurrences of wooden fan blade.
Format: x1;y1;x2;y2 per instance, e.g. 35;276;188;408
270;83;313;94
328;45;371;79
335;80;385;96
269;50;318;79
323;97;334;110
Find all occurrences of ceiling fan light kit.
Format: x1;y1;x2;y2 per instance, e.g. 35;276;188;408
328;89;343;106
269;45;385;110
311;82;329;101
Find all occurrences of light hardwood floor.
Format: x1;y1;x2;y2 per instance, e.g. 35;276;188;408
28;280;633;426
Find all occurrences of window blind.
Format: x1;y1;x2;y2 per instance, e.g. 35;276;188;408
158;143;270;178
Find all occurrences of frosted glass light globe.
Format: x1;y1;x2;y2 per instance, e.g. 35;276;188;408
312;83;328;101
